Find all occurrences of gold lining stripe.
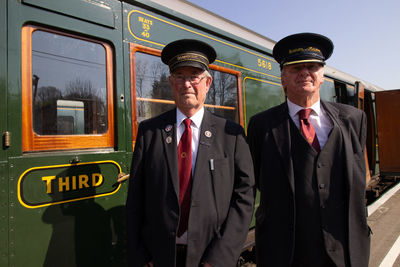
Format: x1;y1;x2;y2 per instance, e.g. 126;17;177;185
127;10;281;80
126;10;277;63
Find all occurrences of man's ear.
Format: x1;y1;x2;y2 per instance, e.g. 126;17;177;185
205;76;212;93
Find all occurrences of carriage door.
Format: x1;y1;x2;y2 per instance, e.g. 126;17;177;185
375;89;400;176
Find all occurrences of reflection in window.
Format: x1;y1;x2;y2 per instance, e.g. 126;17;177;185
32;31;108;135
56;100;85;134
244;78;283;119
134;52;239;123
135;52;172;123
208;70;238;122
347;86;358;107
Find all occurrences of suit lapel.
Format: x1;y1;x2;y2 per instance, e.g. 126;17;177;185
191;110;215;198
272;103;295;192
322;101;353;193
161;109;180;198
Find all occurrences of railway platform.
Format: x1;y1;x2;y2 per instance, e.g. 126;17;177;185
368;182;400;267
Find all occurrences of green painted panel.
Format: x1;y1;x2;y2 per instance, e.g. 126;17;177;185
18;161;122;209
0;0;6;163
249;191;260;228
0;162;8;267
123;4;281;80
0;0;8;264
22;0;116;28
244;76;283;126
9;152;129;266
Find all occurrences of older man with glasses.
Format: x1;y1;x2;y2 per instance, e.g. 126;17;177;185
126;39;255;267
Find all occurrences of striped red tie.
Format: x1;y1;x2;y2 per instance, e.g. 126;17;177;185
299;109;321;152
177;118;192;236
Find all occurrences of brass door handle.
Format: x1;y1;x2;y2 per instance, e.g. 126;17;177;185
117;172;130;183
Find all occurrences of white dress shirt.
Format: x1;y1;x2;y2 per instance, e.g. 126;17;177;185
287;98;333;149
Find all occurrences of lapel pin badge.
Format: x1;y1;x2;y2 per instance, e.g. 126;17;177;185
165;124;173;132
166;136;172;144
205;130;212;138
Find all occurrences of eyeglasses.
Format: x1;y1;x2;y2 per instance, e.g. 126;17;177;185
171;74;206;85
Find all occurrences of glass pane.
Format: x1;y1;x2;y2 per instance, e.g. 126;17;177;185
208;70;238;122
320;82;336;102
134;52;239;123
32;30;108;135
347;86;358;107
135;52;172;123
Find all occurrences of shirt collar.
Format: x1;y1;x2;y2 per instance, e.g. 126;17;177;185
176;107;204;128
287;98;322;117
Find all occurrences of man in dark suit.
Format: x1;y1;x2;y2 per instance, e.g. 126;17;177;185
247;33;370;267
126;39;255;267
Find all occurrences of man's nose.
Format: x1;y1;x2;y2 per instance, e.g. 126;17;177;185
298;66;312;75
183;79;193;86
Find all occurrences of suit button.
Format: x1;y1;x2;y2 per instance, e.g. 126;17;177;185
319;184;325;189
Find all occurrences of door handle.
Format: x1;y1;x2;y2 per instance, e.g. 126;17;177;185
117;172;130;183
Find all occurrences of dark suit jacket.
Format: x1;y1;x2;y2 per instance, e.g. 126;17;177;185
247;101;370;267
126;108;255;267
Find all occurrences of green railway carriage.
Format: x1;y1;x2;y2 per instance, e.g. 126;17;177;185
0;0;392;266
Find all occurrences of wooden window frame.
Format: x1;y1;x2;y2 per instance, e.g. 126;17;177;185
21;25;115;152
129;43;243;146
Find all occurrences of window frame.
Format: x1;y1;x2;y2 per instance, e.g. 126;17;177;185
129;43;243;146
21;25;115;152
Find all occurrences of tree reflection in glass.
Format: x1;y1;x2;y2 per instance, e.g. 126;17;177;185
32;30;108;135
134;52;238;123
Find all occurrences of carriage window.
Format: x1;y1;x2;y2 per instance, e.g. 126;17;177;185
346;85;358;107
135;52;171;123
32;31;107;135
22;26;114;151
133;51;239;125
208;70;239;122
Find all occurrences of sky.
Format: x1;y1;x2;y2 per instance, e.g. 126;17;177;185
188;0;400;90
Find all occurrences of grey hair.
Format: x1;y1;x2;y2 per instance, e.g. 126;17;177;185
203;70;212;78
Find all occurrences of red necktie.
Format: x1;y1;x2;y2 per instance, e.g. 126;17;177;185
299;109;321;152
177;118;192;236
